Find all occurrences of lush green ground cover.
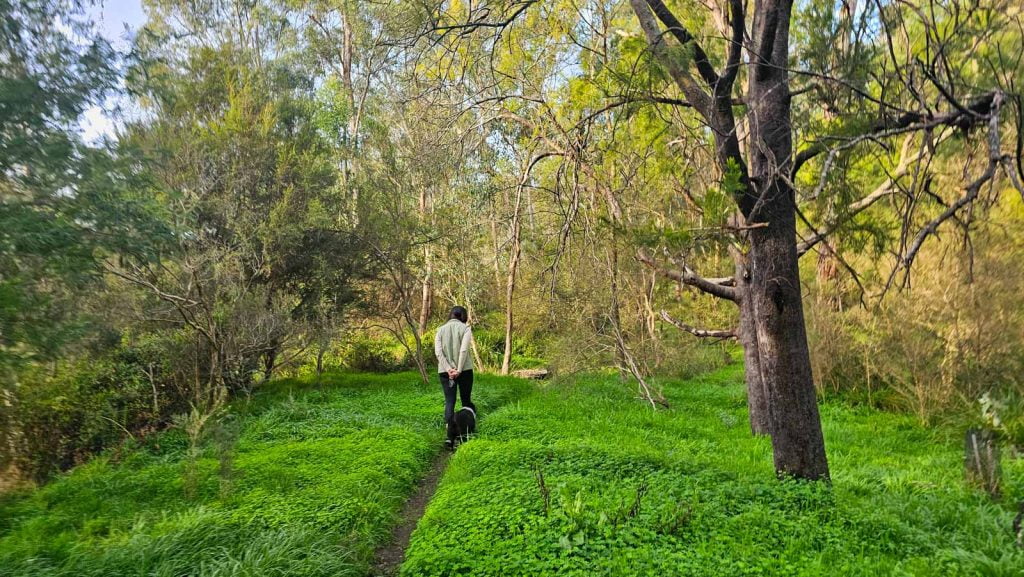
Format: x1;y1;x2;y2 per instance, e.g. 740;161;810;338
402;365;1024;577
4;365;1021;577
0;372;529;576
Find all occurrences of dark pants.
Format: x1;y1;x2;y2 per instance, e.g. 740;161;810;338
440;369;474;426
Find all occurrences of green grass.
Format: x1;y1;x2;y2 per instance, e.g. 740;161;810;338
0;371;530;577
4;366;1021;576
401;364;1024;577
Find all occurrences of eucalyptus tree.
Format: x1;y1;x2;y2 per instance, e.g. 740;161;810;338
410;0;1024;480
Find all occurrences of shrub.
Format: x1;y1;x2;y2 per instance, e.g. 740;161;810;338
806;205;1024;425
343;337;404;372
3;337;187;482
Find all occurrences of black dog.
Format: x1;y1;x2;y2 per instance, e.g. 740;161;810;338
446;406;476;449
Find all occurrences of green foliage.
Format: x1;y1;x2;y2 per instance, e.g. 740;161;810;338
473;325;547;371
5;342;178;481
0;371;531;576
341;335;409;373
403;365;1023;576
0;0;152;372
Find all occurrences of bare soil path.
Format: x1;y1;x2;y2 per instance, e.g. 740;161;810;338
368;450;451;577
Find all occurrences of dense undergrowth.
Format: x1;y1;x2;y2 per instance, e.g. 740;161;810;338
402;364;1024;577
0;372;530;576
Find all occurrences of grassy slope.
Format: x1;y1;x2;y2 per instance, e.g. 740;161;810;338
402;365;1024;577
0;372;529;577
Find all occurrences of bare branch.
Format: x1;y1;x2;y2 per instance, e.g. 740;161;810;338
797;133;948;255
794;91;1003;183
611;320;669;409
429;1;537;36
644;0;720;88
886;91;1007;291
629;0;713;117
659;310;736;339
637;250;738;301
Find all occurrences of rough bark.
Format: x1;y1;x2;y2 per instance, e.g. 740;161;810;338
743;0;829;480
732;250;770;436
630;0;829;479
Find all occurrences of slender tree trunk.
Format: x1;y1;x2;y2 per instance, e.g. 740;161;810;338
642;271;658;342
490;213;502;289
338;4;359;224
602;177;628;379
501;182;524;375
262;343;278;382
418;188;433;334
609;244;628;380
315;345;326;385
465;299;486;372
419;257;433;334
410;328;430;385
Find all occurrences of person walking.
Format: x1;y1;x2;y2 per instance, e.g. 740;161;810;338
435;306;475;449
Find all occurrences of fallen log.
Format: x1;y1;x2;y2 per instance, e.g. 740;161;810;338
511;368;549;380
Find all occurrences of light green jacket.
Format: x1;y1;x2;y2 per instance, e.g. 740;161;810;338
434;319;473;373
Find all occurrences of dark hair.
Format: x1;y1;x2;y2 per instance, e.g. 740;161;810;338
449;306;468;323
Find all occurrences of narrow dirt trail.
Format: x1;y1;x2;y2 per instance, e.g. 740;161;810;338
368;450;451;577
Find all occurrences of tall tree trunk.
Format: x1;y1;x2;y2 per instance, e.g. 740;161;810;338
602;176;628;379
418;188;433;334
744;0;828;479
609;244;627;380
630;0;828;479
337;3;359;224
465;299;486;372
419;255;433;334
490;212;503;290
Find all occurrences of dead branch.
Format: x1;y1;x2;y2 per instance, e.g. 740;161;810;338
612;320;669;409
659;310;736;339
797;132;950;256
637;250;737;302
885;91;1007;292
